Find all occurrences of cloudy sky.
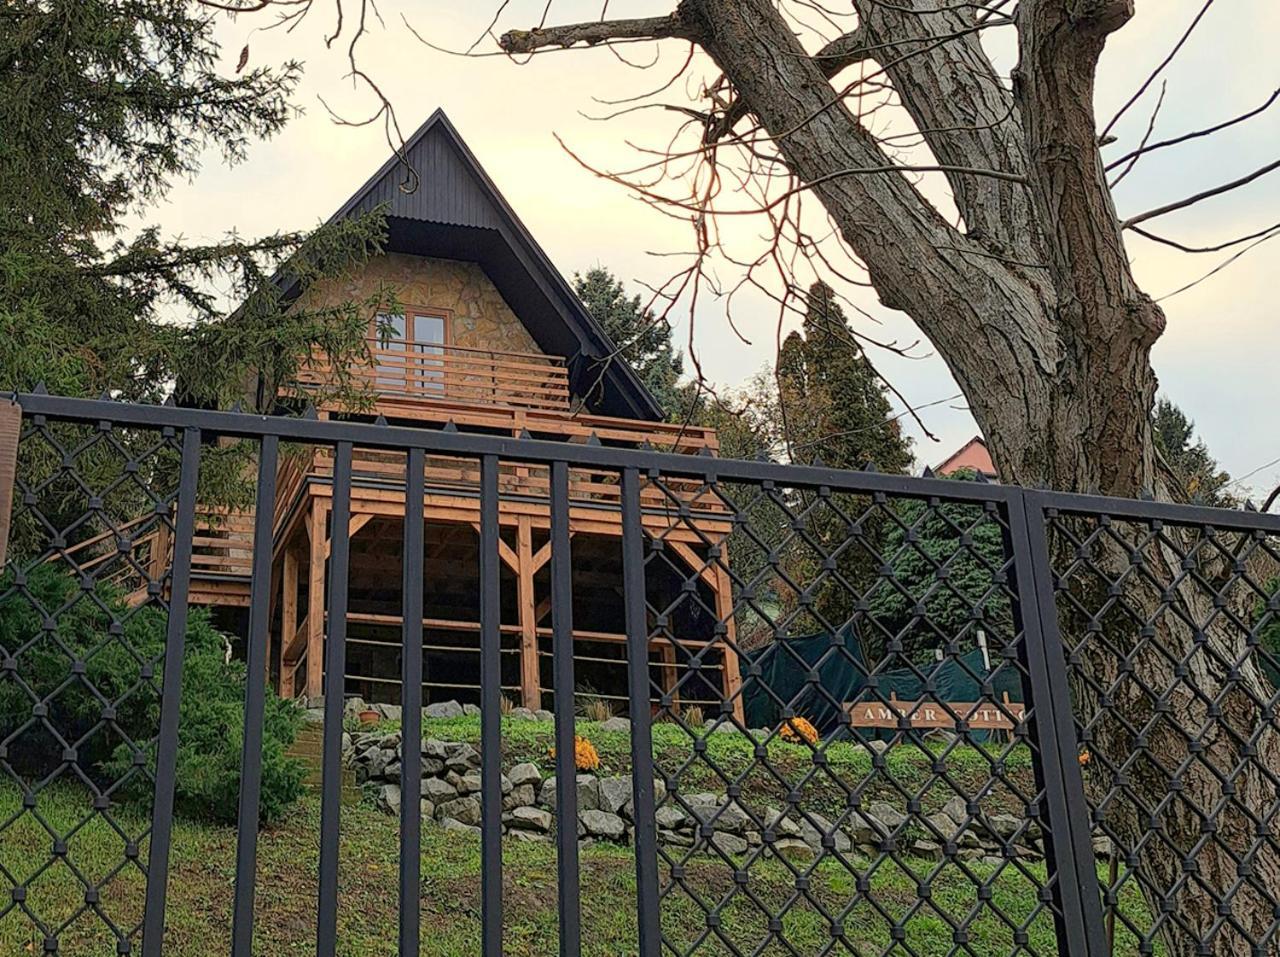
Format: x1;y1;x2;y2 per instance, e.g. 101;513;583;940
157;1;1278;493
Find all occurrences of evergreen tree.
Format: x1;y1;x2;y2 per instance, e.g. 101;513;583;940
866;470;1014;664
775;282;914;474
0;1;386;409
573;266;687;416
768;283;914;638
1152;397;1234;505
0;1;394;558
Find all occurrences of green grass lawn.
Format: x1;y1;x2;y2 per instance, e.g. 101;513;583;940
0;780;1162;956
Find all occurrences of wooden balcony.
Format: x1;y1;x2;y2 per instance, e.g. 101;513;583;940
282;444;732;537
296;339;571;412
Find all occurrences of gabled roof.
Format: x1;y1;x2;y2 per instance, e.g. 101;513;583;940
934;436;997;478
320;109;664;421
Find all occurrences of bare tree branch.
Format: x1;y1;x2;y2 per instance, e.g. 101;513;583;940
1130;221;1280;254
1104;86;1280;171
1121;157;1280;229
1108;80;1166;187
1101;0;1216;138
499;14;697;54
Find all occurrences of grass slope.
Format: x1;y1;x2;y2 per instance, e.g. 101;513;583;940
0;716;1160;955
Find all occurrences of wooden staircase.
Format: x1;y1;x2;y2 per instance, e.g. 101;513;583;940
285;721;360;805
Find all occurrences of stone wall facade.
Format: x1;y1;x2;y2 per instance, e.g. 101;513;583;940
299;252;547;358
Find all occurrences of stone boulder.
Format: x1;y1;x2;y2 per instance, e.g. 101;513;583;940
508;806;553;833
441;817;480;836
425;700;465;720
685;793;751;833
505;784;537;810
507;762;542;788
580;809;627;841
796;812;852;854
540;774;601;813
597;775;634;816
437;796;482;827
377;783;401;815
869;802;907;832
422;777;459;803
445;744;481;773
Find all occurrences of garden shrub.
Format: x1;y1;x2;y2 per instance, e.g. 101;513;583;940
0;563;304;824
549;734;600;771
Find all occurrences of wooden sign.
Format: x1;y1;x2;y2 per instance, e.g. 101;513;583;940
0;401;19;573
846;691;1025;731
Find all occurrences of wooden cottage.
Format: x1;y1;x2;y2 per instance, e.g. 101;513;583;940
186;111;739;716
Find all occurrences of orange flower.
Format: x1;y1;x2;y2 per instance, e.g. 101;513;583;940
1078;750;1091;767
549;735;601;771
780;717;819;745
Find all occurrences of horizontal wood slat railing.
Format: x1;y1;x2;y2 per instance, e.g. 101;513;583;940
299;446;731;522
189;507;255;578
296;338;571;412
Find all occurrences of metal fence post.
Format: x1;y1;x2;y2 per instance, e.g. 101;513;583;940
1005;490;1109;956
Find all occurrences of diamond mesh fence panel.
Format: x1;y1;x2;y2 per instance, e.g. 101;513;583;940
630;469;1077;957
0;413;187;954
1041;501;1280;956
10;392;1280;957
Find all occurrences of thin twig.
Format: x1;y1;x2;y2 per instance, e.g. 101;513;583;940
1121;158;1280;229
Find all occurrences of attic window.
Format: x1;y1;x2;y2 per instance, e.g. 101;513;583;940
374;308;449;394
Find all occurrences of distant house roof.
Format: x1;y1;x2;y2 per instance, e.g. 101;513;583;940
286;109;664;421
934;436;997;478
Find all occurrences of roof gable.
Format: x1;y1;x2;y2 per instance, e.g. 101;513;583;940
935;436;997;477
326;110;663;421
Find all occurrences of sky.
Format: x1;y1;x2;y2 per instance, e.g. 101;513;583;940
155;1;1279;494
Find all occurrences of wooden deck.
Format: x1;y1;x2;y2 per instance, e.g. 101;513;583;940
120;348;739;719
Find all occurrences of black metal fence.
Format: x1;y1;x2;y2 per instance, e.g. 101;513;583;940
0;390;1277;956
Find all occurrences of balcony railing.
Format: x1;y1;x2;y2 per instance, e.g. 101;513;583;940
297;338;571;412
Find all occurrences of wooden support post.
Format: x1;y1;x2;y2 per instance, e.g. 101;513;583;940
658;641;679;714
279;546;299;699
149;522;172;587
515;515;541;710
305;500;327;701
713;560;745;724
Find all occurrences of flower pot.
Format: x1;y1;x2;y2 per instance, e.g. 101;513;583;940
358;708;380;726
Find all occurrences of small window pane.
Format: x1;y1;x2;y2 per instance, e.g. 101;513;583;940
377;312;408;342
413;314;445;346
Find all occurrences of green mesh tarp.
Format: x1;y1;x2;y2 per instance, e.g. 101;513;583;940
742;631;1025;738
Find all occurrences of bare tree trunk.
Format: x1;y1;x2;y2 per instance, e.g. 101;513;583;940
1064;529;1280;954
